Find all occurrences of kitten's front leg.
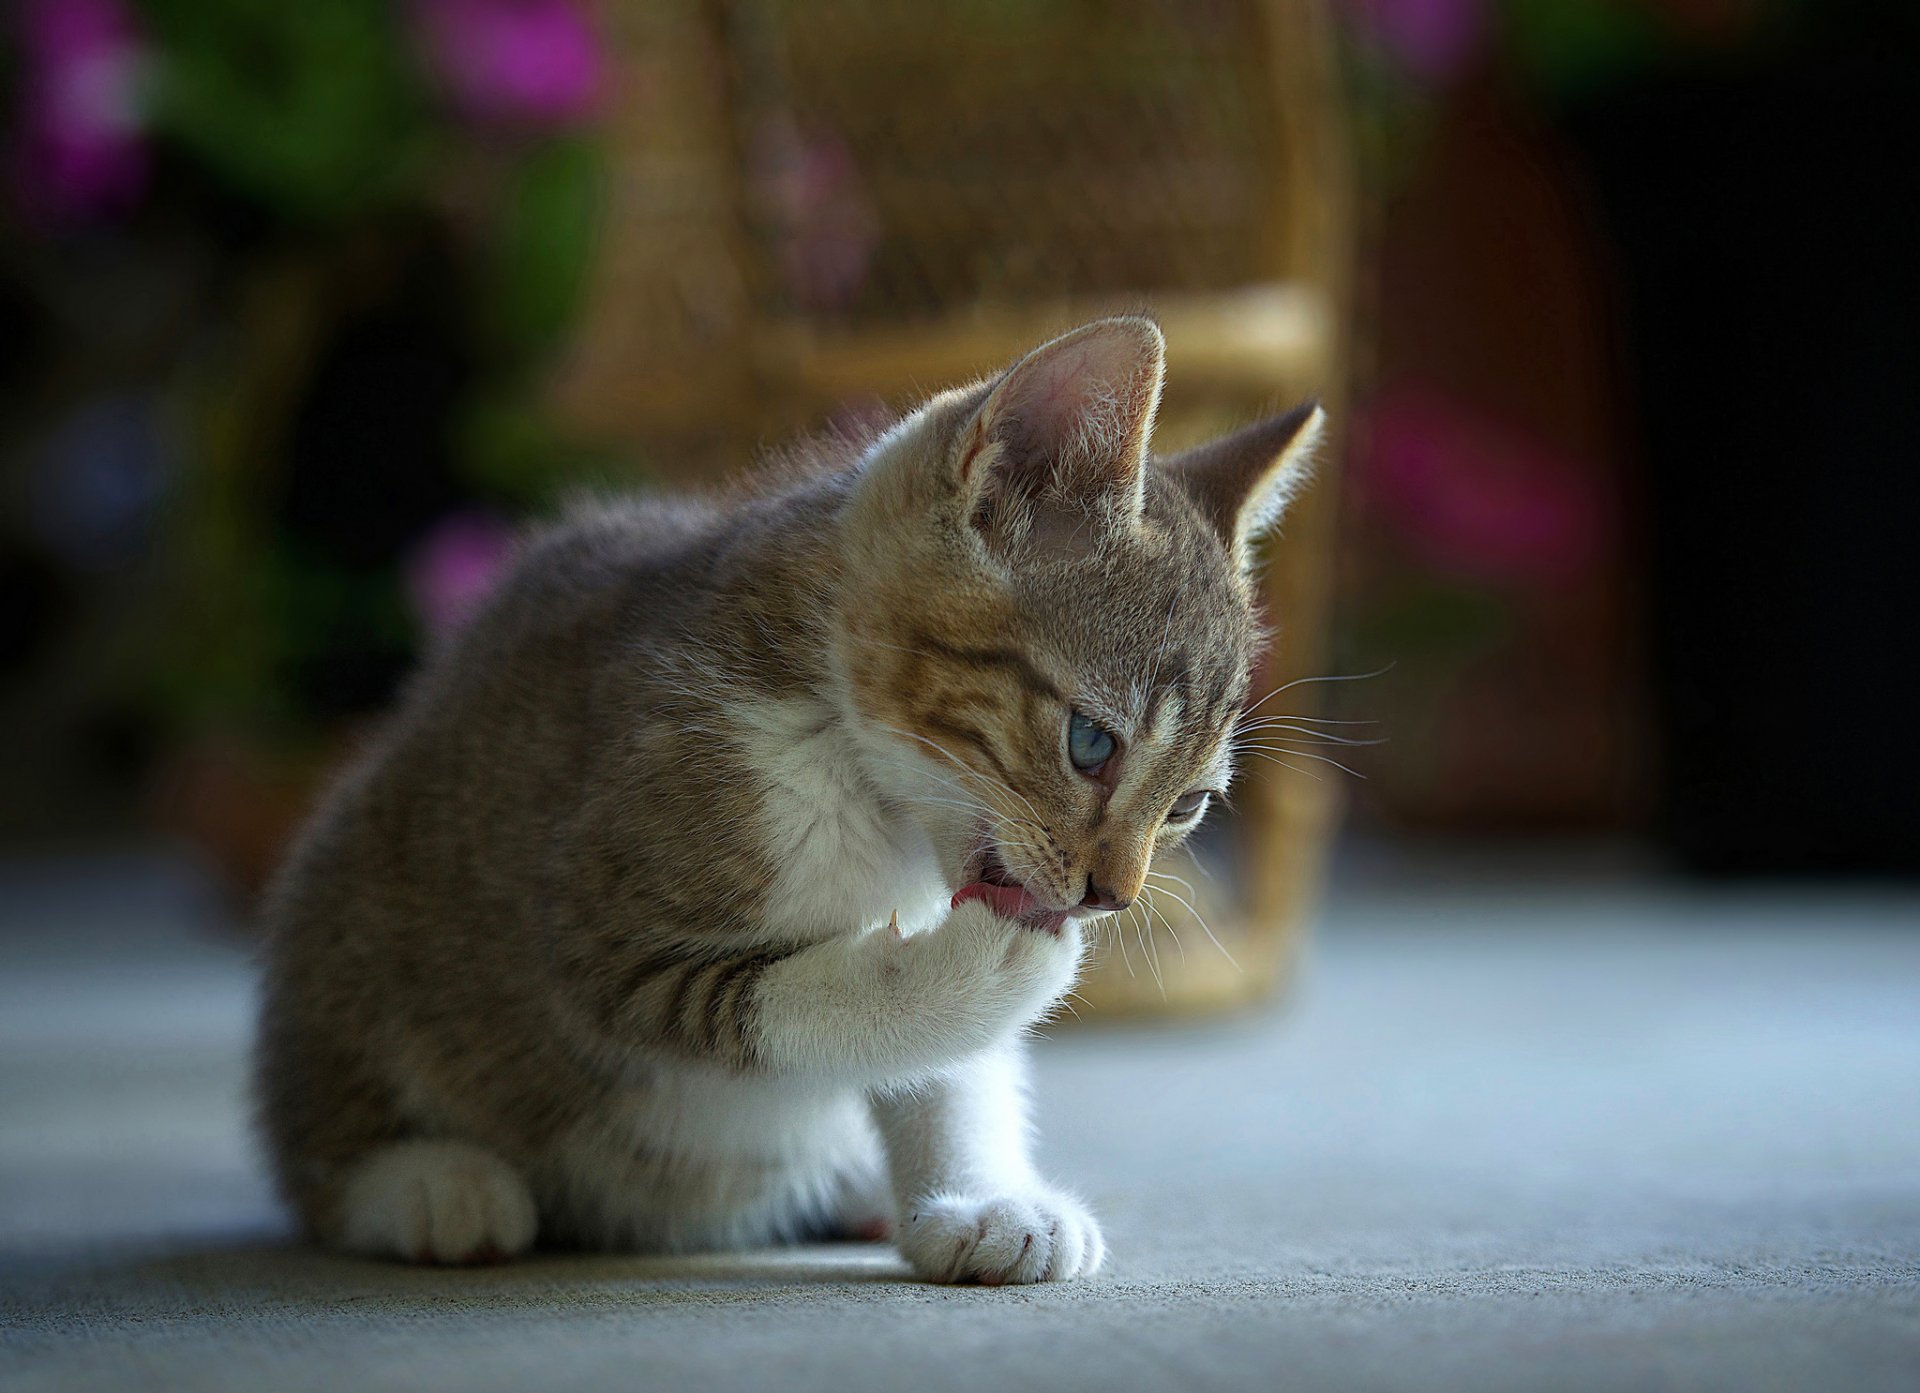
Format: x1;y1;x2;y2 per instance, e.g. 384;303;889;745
752;900;1080;1084
872;1043;1105;1285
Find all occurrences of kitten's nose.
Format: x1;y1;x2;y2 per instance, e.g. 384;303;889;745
1079;880;1133;913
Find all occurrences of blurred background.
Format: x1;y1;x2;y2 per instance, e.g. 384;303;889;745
3;0;1919;975
4;6;1920;1387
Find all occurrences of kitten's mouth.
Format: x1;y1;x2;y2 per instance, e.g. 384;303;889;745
952;849;1070;936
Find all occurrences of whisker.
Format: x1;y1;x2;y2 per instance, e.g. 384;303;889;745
1140;882;1240;971
905;767;1017;816
888;769;1036;834
879;723;1042;820
884;746;1053;843
1143;867;1199;897
893;793;1029;837
1138;892;1188;966
1237;713;1382;727
1240;663;1395;719
1233;720;1386;747
1135;907;1165;994
1235;731;1383;749
1182;851;1220;883
1111;905;1137;978
1232;743;1369;779
1235;750;1325;781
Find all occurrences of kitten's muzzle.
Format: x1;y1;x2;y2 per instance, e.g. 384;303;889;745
953;847;1072;934
1078;881;1133;914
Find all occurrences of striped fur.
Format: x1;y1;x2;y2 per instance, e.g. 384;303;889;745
254;317;1322;1282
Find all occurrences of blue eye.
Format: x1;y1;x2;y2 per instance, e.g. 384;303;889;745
1067;713;1116;773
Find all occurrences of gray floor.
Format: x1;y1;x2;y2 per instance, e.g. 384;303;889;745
2;848;1917;1392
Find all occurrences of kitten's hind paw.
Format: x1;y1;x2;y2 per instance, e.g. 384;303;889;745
898;1190;1105;1284
337;1140;537;1265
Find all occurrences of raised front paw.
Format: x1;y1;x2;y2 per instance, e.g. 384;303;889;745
897;1190;1106;1284
903;899;1083;1033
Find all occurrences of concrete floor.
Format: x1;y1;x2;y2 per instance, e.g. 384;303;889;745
2;848;1917;1392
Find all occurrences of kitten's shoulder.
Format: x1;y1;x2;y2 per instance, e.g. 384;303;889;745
528;426;869;584
531;492;722;580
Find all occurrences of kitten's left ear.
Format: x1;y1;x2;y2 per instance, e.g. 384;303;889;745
956;316;1165;535
1164;400;1326;575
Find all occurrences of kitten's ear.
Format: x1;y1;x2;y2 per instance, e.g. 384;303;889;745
1165;400;1326;574
954;316;1165;536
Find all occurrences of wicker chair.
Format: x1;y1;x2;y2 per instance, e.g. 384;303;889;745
555;0;1352;1014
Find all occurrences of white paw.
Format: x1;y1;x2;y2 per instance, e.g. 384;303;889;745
338;1140;537;1265
906;901;1083;1032
898;1190;1106;1284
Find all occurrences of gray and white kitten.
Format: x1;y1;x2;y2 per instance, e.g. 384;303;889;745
254;316;1323;1283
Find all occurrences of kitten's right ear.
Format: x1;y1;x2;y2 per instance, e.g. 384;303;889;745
1164;400;1326;575
950;316;1166;541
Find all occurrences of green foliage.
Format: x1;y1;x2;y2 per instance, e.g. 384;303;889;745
139;0;432;221
1498;0;1666;100
457;393;634;509
488;137;605;356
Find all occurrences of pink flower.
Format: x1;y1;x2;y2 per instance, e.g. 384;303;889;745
411;0;605;128
9;0;150;224
749;114;878;313
1342;0;1488;85
405;512;517;637
1358;386;1606;585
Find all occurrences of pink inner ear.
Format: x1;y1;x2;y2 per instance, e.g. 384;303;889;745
997;336;1147;465
992;356;1089;464
1026;344;1096;422
973;318;1165;505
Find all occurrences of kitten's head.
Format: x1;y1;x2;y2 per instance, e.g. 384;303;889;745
837;316;1323;928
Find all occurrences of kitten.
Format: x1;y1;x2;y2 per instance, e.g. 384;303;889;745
254;316;1323;1283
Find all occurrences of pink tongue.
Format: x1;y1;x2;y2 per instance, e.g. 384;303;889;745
952;882;1036;919
951;882;1068;935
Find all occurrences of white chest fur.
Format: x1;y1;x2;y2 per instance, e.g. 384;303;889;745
728;695;945;939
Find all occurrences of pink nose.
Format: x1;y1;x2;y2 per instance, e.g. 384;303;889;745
1080;881;1133;913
